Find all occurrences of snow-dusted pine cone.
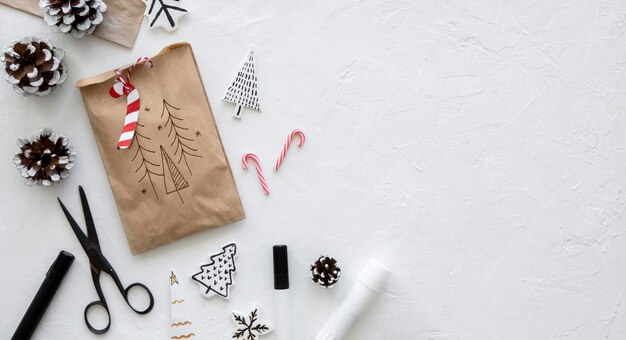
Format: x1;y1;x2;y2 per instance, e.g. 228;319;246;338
13;128;76;186
310;256;341;288
39;0;107;38
2;37;67;96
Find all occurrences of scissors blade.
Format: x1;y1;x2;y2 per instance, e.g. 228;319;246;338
79;185;100;248
57;197;93;255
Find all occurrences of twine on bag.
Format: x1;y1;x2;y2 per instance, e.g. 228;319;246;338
109;57;153;149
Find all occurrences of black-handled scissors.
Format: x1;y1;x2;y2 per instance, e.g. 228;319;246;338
58;186;154;334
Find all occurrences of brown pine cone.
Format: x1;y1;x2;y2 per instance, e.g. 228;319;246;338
13;128;76;186
310;256;341;288
2;37;67;96
39;0;107;38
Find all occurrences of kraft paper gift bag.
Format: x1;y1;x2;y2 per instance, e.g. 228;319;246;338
76;42;245;254
0;0;145;48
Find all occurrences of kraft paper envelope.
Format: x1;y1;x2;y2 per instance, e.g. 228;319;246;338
77;43;246;254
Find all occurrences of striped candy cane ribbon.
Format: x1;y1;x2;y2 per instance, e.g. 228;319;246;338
274;129;306;171
109;57;153;149
242;153;270;195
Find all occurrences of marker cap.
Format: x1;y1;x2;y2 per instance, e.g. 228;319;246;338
46;250;75;282
273;245;289;290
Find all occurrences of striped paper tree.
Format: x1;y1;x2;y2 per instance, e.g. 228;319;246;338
223;49;260;119
170;271;196;339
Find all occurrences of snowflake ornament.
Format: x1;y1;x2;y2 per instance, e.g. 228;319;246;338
143;0;188;32
231;306;272;340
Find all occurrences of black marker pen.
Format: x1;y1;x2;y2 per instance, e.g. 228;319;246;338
273;245;290;340
12;250;74;340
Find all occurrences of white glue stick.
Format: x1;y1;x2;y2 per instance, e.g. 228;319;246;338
315;259;391;340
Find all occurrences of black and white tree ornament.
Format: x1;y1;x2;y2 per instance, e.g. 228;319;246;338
223;49;260;119
191;243;237;299
39;0;107;38
144;0;189;32
2;36;67;96
231;305;272;340
13;128;76;186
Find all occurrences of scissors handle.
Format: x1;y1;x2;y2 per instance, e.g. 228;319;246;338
83;283;153;334
84;300;111;334
122;282;154;314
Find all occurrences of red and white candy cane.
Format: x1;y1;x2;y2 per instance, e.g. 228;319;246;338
109;57;153;149
242;153;270;195
274;129;306;171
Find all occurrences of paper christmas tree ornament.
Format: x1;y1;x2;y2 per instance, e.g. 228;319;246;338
231;305;272;340
170;271;196;339
191;243;237;299
223;49;260;119
143;0;189;31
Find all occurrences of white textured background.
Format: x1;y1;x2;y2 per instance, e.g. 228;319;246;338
1;1;626;339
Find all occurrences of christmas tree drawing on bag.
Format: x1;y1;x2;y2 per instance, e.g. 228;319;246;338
160;99;201;175
131;122;163;198
160;145;189;203
191;243;238;299
223;49;260;119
